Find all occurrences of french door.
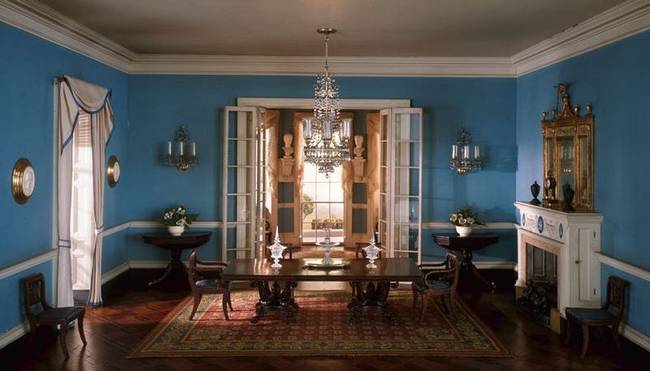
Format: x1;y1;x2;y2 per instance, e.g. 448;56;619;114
379;108;423;263
222;106;267;261
222;105;422;263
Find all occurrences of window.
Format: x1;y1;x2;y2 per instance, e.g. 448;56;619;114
70;113;94;290
301;162;344;243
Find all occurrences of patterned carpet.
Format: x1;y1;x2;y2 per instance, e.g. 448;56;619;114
130;289;510;358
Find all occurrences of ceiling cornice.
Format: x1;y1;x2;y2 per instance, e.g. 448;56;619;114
0;0;134;71
512;0;650;76
130;54;515;77
1;0;649;77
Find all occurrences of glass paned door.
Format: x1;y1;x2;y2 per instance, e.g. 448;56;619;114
222;107;265;261
379;108;423;263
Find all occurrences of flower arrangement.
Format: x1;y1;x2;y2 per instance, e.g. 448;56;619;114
162;206;198;227
449;207;484;227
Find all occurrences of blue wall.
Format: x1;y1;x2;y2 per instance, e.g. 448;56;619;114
126;75;518;260
0;23;129;333
516;31;650;335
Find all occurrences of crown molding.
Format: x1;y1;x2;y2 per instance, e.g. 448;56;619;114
129;54;515;77
512;0;650;76
0;0;133;72
1;0;649;77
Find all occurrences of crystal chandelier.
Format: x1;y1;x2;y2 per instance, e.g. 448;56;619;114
449;128;481;175
302;28;351;177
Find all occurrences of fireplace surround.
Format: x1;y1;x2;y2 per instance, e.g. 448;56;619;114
514;202;602;333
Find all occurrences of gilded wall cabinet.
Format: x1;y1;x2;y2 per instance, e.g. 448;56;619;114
542;84;594;211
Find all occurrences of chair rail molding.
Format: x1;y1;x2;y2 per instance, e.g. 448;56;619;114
2;0;650;76
595;252;650;282
0;249;57;280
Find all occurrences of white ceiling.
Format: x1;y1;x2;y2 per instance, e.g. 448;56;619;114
39;0;625;57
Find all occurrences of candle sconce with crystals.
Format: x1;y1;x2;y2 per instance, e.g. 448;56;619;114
163;125;198;171
449;128;481;175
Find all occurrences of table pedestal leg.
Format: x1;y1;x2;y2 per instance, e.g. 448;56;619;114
460;248;495;292
348;281;397;323
251;281;298;323
148;247;186;288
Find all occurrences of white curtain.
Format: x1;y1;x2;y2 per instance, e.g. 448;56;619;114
57;76;113;307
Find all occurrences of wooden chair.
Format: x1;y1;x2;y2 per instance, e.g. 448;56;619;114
187;250;233;320
412;252;460;319
21;273;87;358
565;276;629;358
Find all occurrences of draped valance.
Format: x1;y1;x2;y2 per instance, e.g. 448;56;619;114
58;75;113;150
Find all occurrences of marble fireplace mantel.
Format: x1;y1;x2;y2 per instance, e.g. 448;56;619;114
514;202;603;321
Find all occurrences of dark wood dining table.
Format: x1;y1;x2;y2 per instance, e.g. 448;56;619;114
220;257;422;323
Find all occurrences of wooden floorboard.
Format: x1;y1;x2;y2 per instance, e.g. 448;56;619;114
1;273;648;370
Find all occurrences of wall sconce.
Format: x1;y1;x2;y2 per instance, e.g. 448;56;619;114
450;127;481;176
164;125;198;171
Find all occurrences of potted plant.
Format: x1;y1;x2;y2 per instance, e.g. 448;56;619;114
449;207;484;237
162;206;198;236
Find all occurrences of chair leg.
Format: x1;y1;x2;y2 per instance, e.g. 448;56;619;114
564;315;572;345
77;314;87;346
447;294;455;317
420;295;428;320
227;290;234;311
221;293;230;320
580;323;590;358
59;326;69;359
412;289;418;309
612;324;622;354
189;294;201;320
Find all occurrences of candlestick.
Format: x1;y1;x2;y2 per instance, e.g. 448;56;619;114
463;145;470;159
179;141;184;156
191;142;196;157
452;144;458;159
474;145;480;159
167;141;172;156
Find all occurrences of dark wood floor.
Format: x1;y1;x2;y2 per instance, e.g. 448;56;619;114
2;270;648;371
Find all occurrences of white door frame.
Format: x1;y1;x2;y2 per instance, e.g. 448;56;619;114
237;98;411;110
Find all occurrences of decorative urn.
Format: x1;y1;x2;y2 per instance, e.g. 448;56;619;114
268;227;286;269
362;238;382;269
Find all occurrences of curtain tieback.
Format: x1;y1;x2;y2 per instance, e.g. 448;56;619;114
57;239;71;248
95;225;105;236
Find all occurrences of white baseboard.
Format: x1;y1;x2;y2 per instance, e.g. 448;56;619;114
101;261;130;285
622;324;650;351
0;322;29;350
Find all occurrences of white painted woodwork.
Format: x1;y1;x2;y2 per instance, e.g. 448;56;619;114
515;201;603;315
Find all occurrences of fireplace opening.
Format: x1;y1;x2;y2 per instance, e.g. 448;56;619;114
517;243;558;328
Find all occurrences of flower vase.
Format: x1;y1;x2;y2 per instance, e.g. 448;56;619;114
455;226;473;237
168;225;185;236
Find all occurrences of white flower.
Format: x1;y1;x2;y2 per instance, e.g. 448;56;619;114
175;218;186;226
450;214;458;222
467;217;475;225
459;217;467;226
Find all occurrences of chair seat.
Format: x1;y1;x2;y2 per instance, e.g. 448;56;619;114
413;278;451;292
36;307;84;324
195;279;223;290
566;307;616;323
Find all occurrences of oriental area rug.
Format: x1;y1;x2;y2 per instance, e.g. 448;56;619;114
129;290;510;358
